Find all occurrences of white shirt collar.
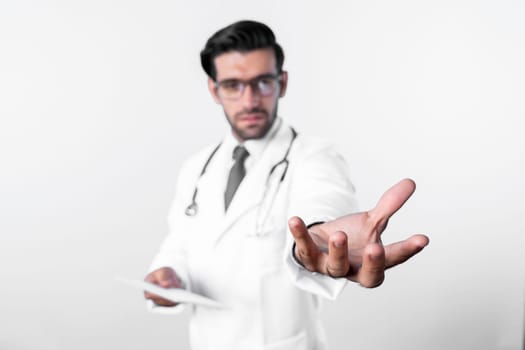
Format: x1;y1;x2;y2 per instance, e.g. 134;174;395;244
222;117;283;170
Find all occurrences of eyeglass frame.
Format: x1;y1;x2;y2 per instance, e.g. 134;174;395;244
213;73;284;100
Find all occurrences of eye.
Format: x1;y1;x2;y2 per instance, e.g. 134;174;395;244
257;77;275;92
220;80;241;92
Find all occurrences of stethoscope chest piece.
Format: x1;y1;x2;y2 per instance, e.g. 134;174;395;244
185;202;198;216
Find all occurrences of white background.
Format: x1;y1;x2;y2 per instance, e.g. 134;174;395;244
1;1;524;349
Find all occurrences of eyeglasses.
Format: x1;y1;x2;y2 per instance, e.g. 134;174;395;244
214;74;282;100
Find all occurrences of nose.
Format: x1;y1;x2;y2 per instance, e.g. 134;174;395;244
241;83;261;108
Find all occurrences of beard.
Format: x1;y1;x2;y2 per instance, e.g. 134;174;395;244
225;104;278;141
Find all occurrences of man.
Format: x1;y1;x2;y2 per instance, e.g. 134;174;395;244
144;20;429;349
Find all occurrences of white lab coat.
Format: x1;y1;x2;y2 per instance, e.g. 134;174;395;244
149;119;357;350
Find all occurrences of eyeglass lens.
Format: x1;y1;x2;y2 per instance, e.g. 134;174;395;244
216;75;280;100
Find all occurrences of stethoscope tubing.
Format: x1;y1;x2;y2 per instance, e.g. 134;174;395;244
185;127;297;217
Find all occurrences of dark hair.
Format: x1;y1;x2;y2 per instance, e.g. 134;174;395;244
200;20;285;81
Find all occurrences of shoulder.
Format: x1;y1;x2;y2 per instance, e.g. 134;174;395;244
183;143;221;168
288;132;354;188
177;143;222;184
278;120;341;159
291;134;347;164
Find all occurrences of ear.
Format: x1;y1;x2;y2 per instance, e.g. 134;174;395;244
278;71;288;98
208;78;221;104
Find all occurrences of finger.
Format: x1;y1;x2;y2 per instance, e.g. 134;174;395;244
144;291;177;307
144;277;178;306
145;267;181;288
144;275;177;306
384;234;429;268
326;231;350;277
288;216;324;272
143;267;180;306
159;279;179;288
371;178;416;221
357;243;386;288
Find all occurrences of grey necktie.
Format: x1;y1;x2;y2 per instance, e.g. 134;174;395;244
224;145;249;211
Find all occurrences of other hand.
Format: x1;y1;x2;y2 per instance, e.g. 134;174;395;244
144;267;182;306
289;178;429;288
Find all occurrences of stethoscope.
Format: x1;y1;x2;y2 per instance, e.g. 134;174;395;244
184;127;298;232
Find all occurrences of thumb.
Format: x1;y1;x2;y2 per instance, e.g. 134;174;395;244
371;178;416;220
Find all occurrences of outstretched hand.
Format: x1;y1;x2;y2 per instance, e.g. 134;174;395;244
289;178;429;288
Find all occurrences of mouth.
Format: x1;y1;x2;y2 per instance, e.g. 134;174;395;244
238;112;267;125
232;110;272;139
241;114;264;122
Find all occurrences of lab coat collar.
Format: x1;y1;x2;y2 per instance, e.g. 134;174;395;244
212;118;294;246
222;117;283;170
242;118;282;168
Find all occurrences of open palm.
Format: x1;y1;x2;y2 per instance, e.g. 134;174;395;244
289;178;429;288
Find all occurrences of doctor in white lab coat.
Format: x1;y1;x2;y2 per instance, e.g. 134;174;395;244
148;116;357;349
144;20;429;350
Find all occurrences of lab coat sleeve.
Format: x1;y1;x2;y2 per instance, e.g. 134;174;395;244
146;153;204;313
284;139;359;300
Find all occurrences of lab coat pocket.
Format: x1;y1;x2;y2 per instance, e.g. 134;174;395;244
264;330;307;350
240;330;307;350
258;266;313;349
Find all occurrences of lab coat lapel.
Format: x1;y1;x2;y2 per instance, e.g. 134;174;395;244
212;124;293;245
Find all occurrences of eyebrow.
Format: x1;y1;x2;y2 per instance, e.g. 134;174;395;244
217;73;278;84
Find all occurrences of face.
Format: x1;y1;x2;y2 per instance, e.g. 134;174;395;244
208;48;288;141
